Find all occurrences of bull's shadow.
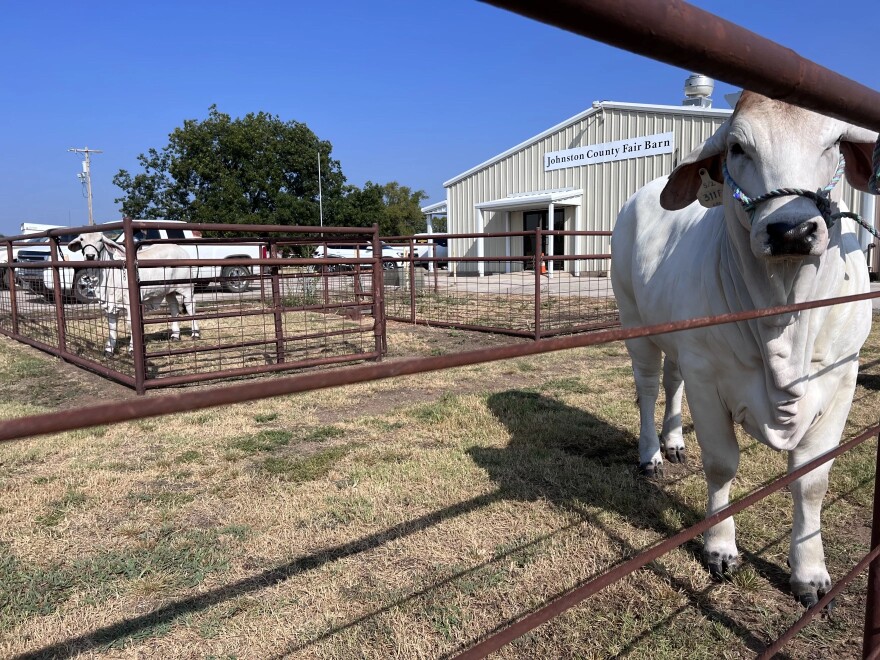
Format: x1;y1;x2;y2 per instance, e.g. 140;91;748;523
474;390;695;529
471;389;791;656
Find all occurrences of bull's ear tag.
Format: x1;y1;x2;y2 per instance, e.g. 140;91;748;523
698;168;724;208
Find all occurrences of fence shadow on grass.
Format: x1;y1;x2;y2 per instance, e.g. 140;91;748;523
469;389;792;658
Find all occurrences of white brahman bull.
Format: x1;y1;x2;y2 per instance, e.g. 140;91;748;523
611;91;877;607
67;233;200;355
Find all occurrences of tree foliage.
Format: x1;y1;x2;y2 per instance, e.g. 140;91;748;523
113;106;344;227
113;106;432;236
335;181;428;235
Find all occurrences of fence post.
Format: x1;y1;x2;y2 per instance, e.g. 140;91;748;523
269;241;285;364
7;242;19;338
49;238;67;352
408;241;416;324
534;227;542;341
371;224;387;356
863;430;880;658
122;218;148;395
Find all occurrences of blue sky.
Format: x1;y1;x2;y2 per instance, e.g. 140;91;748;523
1;0;877;237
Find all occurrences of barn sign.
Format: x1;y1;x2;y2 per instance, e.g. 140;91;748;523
544;131;675;171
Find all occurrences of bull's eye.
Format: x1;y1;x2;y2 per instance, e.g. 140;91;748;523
729;142;745;157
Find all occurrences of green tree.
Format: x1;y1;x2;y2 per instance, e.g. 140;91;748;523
373;182;428;235
113;106;345;227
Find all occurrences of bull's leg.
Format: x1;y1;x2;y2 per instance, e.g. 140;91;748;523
166;294;181;341
183;288;200;339
788;439;834;607
126;306;135;353
787;364;855;607
105;312;119;356
660;356;686;463
687;384;740;578
624;337;664;476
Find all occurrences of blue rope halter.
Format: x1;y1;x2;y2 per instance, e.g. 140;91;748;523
722;153;846;227
722;141;880;239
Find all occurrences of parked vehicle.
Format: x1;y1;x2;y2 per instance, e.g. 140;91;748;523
412;234;448;269
311;242;405;271
15;220;263;303
4;230;80;290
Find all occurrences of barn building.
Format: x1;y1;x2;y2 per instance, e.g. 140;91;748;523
435;77;877;276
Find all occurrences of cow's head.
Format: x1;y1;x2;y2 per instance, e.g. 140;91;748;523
67;233;126;261
660;91;877;260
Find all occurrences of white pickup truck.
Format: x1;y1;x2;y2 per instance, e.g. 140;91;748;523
15;221;263;303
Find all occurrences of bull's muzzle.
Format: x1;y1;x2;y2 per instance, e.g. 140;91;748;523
765;217;819;256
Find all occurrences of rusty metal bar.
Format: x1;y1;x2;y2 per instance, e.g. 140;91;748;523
8;242;20;337
5;287;879;443
268;241;285;365
382;316;538;339
123;217;148;395
144;324;375;360
48;239;66;352
865;432;880;658
371;224;387;356
143;350;383;389
534;227;542;341
0;329;137;388
479;0;880;132
453;423;880;660
762;528;880;658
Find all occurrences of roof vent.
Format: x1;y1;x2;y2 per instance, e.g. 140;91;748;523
683;73;714;108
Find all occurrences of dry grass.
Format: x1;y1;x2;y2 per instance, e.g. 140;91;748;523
0;318;878;659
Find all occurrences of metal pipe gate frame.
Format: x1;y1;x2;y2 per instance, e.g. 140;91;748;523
1;1;880;657
471;0;880;657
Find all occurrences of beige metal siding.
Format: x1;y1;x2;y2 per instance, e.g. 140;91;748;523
446;103;867;271
447;105;728;266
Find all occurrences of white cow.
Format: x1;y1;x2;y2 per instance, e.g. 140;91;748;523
67;233;200;355
610;91;877;607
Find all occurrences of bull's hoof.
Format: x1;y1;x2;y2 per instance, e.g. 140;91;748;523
104;350;114;358
666;446;686;464
638;461;663;478
660;436;686;464
796;590;835;612
793;577;834;611
705;551;740;580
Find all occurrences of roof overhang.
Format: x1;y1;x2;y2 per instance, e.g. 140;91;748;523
421;201;447;215
475;188;582;212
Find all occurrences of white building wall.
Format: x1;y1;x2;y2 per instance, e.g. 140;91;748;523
444;101;867;272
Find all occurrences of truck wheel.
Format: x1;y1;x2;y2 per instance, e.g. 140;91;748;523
221;264;251;293
72;268;101;304
0;267;8;290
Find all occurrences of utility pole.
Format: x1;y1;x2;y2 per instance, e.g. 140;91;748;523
69;146;103;225
317;143;324;228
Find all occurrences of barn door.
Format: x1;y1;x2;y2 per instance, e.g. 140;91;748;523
523;209;565;270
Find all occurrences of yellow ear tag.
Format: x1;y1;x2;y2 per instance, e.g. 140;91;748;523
697;168;724;208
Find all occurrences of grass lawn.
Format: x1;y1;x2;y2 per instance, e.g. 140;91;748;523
0;318;878;658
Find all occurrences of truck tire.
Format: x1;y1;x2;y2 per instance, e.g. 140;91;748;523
0;267;8;290
221;264;251;293
72;268;101;304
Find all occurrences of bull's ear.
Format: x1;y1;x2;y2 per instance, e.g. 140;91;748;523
660;119;730;210
840;126;878;193
67;237;83;252
101;237;126;259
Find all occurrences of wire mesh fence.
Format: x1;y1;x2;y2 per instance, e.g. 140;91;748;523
0;224;620;392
